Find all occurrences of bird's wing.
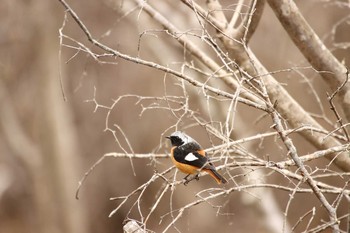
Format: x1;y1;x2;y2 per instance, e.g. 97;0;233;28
178;151;212;170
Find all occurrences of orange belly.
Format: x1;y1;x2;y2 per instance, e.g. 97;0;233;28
171;154;198;174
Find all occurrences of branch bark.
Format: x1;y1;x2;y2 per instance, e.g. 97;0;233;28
199;0;350;172
267;0;350;121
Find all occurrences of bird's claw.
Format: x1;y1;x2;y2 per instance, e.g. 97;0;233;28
194;174;200;181
183;174;200;185
184;179;189;185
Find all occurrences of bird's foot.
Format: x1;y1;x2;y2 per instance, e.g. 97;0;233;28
183;174;200;185
194;174;200;181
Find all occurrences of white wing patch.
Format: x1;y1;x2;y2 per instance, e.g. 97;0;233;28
184;153;198;161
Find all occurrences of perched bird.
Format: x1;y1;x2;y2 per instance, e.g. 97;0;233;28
166;131;227;185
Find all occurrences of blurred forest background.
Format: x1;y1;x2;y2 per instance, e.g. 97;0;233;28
1;0;350;233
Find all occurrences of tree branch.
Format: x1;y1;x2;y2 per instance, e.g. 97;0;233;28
182;0;350;172
267;0;350;121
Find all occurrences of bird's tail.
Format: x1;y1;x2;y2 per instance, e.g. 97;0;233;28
206;169;227;184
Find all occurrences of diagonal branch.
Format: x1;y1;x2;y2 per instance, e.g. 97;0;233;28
228;0;266;43
267;0;350;121
184;0;350;172
327;69;350;142
57;0;266;111
270;109;340;232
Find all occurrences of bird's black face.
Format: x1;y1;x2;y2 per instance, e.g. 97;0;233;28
166;135;184;147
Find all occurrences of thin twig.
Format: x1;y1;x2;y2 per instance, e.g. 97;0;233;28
57;0;266;111
327;68;350;142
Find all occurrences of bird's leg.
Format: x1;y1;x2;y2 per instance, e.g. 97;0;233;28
183;173;200;185
183;174;191;185
194;173;200;181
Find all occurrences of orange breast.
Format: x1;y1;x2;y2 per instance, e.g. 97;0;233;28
170;147;198;174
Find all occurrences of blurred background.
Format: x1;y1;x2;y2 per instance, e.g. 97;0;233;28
0;0;349;233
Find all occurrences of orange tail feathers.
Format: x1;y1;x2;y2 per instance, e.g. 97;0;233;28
206;169;227;184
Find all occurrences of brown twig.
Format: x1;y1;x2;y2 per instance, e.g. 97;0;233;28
327;68;350;142
267;0;350;122
57;0;266;112
269;106;340;232
180;0;350;172
56;0;350;231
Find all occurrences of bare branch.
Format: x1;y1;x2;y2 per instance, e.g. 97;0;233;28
327;68;350;141
58;0;266;111
267;0;350;121
180;0;350;172
55;1;350;232
123;220;146;233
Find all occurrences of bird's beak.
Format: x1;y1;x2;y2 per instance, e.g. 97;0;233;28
165;136;170;139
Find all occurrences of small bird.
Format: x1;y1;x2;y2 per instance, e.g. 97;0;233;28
166;131;227;185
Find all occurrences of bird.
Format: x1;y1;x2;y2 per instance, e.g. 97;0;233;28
166;131;227;185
